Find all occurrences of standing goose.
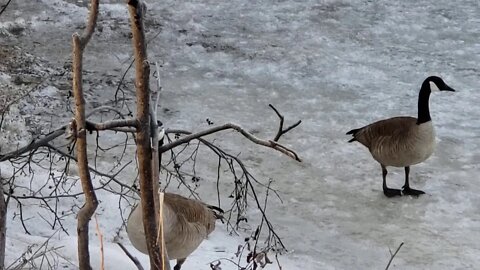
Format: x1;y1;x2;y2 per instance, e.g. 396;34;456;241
127;192;222;270
346;76;455;197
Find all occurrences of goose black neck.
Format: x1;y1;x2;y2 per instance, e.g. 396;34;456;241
417;81;431;124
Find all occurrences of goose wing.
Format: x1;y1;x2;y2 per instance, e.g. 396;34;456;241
163;193;216;259
348;116;417;148
164;193;216;234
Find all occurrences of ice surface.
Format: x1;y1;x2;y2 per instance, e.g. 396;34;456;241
1;0;479;269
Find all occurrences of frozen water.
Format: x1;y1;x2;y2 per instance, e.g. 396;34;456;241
1;0;479;269
143;1;480;267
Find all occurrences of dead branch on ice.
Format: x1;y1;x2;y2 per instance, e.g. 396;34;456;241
269;103;302;142
159;104;302;162
385;242;404;270
160;122;301;161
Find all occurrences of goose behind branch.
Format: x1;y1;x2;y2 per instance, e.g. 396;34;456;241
127;192;222;270
346;76;455;197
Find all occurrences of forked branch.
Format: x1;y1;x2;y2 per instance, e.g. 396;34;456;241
269;104;302;142
0;128;67;162
159;108;302;162
385;242;404;270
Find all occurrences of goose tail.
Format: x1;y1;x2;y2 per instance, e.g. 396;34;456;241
346;128;361;142
207;205;225;221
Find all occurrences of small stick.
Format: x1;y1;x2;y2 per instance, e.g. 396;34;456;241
156;191;170;270
385;242;404;270
269;104;302;142
94;214;105;270
116;243;145;270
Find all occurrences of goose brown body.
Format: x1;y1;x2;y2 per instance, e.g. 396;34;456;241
350;117;436;167
127;193;216;268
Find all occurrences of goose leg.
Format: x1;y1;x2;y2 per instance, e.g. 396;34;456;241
402;166;425;196
173;258;186;270
381;164;402;197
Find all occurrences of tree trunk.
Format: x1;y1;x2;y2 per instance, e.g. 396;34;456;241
72;33;99;270
127;1;165;269
71;0;100;268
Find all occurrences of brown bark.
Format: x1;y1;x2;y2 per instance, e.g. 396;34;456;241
127;1;164;269
71;0;100;269
159;123;302;161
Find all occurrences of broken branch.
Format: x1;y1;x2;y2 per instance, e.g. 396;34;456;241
385;242;404;270
269;104;302;142
160;123;301;162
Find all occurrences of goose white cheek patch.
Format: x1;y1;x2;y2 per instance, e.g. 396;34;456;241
429;81;440;91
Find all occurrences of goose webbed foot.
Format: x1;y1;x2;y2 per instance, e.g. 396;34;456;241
383;187;402;197
402;187;425;196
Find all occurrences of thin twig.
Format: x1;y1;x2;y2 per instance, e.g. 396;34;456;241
0;0;13;18
160;123;301;162
385;242;404;270
0;116;137;163
269;104;301;142
116;243;145;270
275;253;283;270
0;127;66;162
114;23;164;103
153;61;162;111
86;105;128;119
7;229;62;270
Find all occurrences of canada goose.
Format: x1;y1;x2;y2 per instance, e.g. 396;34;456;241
346;76;455;197
127;193;222;270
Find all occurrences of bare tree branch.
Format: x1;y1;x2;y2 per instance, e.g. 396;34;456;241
160;122;301;162
0;117;136;163
162;129;287;254
86;105;128;119
114;24;163;104
85;119;138;131
269;104;302;142
0;127;66;162
6;229;62;270
0;0;13;17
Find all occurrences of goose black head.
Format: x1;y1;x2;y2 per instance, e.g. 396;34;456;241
426;76;456;92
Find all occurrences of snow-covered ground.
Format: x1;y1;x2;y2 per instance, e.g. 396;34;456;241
1;0;479;269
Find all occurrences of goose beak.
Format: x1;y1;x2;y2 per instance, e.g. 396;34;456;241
442;84;455;92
